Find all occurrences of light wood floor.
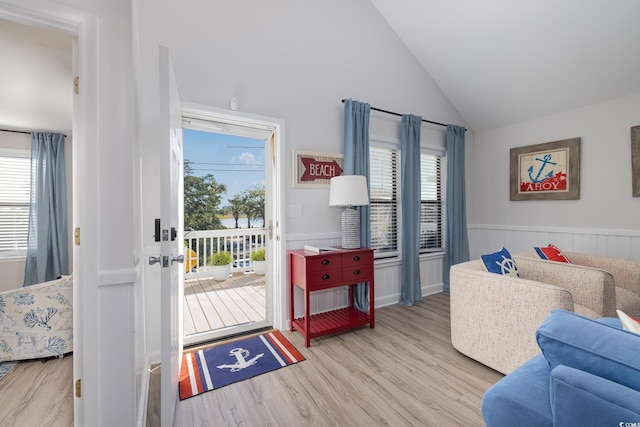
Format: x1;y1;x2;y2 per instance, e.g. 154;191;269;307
0;293;504;426
0;274;265;427
184;273;266;336
0;355;73;426
153;292;504;426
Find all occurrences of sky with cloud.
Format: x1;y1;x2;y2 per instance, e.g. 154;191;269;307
183;128;265;207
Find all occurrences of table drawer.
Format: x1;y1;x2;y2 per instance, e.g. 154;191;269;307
308;268;342;289
342;265;372;283
341;250;373;268
306;254;342;271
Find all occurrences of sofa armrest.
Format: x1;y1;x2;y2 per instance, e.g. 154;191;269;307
513;255;617;317
450;260;574;375
565;251;640;297
550;365;640;427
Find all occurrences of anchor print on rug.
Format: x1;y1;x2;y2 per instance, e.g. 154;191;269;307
216;347;264;372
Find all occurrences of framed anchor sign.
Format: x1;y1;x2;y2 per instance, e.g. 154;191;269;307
510;137;581;201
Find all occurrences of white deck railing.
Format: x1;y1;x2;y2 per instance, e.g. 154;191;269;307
184;228;267;278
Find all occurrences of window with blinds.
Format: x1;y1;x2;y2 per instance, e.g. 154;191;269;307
369;146;398;256
0;153;30;254
420;152;445;252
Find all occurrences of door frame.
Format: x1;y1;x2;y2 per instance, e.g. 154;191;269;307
181;126;272;346
182;102;287;335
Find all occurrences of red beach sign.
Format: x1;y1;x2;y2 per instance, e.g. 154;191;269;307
300;157;343;182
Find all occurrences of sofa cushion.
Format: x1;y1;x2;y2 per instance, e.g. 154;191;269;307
481;247;520;277
482;354;552;427
550;365;640;426
534;244;570;263
536;310;640;392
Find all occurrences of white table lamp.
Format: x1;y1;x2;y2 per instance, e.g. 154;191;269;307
329;175;369;249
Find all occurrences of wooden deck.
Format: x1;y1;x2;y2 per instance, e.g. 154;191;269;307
183;272;266;336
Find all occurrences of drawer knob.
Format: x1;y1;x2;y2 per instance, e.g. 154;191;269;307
353;256;360;261
322;274;330;280
353;269;361;275
322;259;330;265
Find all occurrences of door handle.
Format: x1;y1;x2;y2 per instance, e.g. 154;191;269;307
172;255;185;264
149;256;161;266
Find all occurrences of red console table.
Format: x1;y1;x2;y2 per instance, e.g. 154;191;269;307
289;247;375;347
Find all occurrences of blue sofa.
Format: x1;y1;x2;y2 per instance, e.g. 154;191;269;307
482;310;640;426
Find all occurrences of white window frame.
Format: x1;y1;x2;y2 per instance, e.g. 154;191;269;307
369;136;446;261
369;136;401;259
0;148;31;258
419;148;446;254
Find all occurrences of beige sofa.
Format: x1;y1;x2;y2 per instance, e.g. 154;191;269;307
450;256;616;375
516;251;640;318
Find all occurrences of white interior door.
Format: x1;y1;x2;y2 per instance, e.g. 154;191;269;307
159;45;184;426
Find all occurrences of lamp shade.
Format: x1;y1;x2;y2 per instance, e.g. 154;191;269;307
329;175;369;207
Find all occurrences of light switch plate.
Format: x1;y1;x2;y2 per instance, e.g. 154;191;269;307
286;204;302;217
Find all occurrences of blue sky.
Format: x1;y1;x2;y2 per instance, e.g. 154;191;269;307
183;129;264;206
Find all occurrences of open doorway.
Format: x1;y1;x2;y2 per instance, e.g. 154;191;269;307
0;15;75;426
181;115;275;346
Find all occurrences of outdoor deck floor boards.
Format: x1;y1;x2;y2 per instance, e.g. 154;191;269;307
184;273;266;336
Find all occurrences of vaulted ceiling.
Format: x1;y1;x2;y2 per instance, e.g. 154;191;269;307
3;2;640;134
371;0;640;131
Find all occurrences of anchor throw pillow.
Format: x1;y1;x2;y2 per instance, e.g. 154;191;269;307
534;244;570;263
481;247;520;277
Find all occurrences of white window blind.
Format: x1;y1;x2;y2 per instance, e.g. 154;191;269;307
0;154;30;253
420;152;445;252
369;146;398;256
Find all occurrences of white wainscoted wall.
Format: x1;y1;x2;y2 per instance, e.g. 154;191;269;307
286;232;444;317
469;224;640;260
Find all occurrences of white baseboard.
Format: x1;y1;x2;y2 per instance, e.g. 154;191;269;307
375;283;444;308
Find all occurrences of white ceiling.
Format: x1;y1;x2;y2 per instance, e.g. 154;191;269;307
0;18;73;134
371;0;640;131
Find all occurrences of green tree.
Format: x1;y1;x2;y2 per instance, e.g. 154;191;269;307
228;196;244;229
184;160;227;230
240;184;265;228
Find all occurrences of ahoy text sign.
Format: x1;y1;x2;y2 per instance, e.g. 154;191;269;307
510;138;581;201
519;150;567;193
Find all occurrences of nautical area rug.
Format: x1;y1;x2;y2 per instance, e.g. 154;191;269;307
179;330;305;400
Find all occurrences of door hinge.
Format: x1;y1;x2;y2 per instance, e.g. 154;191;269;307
74;76;79;95
74;227;80;246
75;379;81;397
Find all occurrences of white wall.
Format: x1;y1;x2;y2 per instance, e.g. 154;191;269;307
138;0;466;236
469;92;640;258
137;0;468;355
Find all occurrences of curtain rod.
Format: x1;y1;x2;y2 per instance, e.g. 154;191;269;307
0;128;67;137
341;99;466;131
